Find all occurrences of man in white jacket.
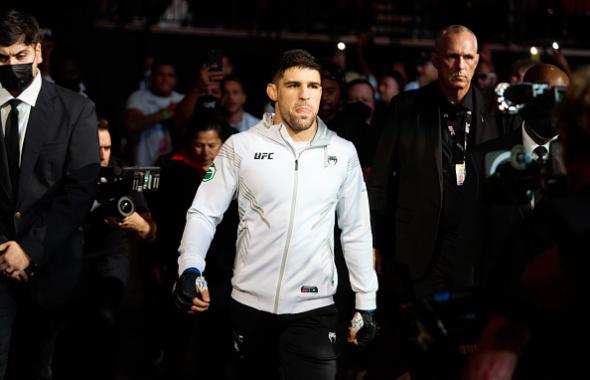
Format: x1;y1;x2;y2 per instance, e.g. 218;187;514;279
173;49;378;380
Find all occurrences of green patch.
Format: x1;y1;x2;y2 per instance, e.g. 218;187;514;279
203;162;216;182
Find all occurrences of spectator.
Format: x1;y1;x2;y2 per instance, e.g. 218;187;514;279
124;59;184;165
220;75;259;132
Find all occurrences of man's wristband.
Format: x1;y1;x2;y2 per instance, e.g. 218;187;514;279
184;267;201;275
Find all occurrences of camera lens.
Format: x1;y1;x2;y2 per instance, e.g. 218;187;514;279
117;196;135;217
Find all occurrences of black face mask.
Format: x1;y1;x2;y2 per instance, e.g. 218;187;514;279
0;63;34;94
345;101;372;122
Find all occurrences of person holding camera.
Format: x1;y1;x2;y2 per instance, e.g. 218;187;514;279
53;119;156;380
0;9;100;380
474;63;569;288
173;49;378;380
462;65;590;380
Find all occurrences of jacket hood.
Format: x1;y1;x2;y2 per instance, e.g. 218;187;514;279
252;112;335;148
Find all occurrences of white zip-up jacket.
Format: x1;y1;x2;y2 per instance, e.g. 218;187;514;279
178;113;378;314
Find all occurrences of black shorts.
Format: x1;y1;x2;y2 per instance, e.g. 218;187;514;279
230;299;339;380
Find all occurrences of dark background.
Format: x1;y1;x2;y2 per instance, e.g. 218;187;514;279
5;0;590;145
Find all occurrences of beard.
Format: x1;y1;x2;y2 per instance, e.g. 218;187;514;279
281;104;317;132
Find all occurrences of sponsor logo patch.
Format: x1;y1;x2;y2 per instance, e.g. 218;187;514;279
203;162;216;182
254;152;274;159
328;155;338;165
300;286;318;293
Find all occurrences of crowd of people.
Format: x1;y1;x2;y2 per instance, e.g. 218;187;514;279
1;7;588;380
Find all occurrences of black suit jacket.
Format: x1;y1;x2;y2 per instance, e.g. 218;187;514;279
0;79;99;307
472;128;535;287
368;82;501;282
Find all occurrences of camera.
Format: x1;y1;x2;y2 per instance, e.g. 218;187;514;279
484;140;566;205
483;82;569;204
206;49;223;74
95;166;160;217
495;82;566;115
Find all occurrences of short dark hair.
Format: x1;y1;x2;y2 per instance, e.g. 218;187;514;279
151;58;176;74
221;74;245;93
380;70;406;91
321;60;346;92
347;78;375;97
185;109;236;144
97;118;110;131
0;9;41;47
271;49;321;84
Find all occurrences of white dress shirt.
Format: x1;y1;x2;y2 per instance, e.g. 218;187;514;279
0;73;43;164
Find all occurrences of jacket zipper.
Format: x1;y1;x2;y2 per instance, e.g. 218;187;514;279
272;129;326;313
273;155;299;313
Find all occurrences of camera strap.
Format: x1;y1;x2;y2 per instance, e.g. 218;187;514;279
443;110;472;186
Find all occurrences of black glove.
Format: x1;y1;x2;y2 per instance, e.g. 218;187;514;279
351;310;379;346
172;268;203;312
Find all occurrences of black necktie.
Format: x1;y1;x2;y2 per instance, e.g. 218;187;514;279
5;99;21;193
533;145;548;162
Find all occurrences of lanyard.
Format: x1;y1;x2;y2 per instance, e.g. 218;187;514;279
443;109;472;186
443;109;472;163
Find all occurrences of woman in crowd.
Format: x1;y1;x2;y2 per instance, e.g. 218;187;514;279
147;110;238;380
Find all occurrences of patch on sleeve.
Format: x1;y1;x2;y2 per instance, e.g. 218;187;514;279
203;162;217;182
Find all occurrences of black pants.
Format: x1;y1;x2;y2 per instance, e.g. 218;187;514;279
52;275;125;380
230;300;339;380
0;279;65;380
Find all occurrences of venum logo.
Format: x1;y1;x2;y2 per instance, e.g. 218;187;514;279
328;155;338;165
328;332;337;344
254;152;274;159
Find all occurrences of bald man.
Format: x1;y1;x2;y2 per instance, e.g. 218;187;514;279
368;24;506;378
478;63;569;177
369;24;503;298
521;63;570;147
474;62;570;298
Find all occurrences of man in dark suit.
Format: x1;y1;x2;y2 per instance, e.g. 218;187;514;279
475;63;569;287
463;64;587;380
368;25;502;300
0;9;99;380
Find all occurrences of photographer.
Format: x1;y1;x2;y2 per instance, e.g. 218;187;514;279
54;119;156;380
463;66;590;379
475;63;569;287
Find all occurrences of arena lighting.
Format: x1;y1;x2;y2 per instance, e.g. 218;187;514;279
337;42;346;51
552;41;560;50
530;46;539;56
